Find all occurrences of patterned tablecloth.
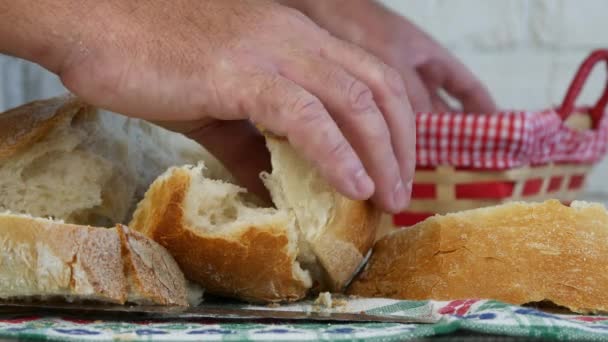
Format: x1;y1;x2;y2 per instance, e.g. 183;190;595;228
1;298;608;341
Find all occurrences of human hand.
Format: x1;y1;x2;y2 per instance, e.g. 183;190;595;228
10;0;416;213
279;0;496;113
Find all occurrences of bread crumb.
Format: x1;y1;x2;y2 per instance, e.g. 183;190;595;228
314;292;333;308
186;281;205;307
266;302;281;308
332;298;347;308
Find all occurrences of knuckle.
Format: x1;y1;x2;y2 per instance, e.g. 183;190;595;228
326;138;353;162
346;79;375;112
365;121;392;146
248;74;284;120
286;93;325;125
383;66;407;96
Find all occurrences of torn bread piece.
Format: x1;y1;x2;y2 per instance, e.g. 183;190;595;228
130;137;380;302
0;213;189;306
0;95;233;227
348;200;608;314
129;164;311;302
261;136;380;292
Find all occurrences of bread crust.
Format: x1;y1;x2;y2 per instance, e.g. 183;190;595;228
131;136;380;302
263;136;380;292
348;200;608;314
0;95;89;160
0;95;235;226
129;167;309;303
311;195;380;292
117;225;188;306
0;214;127;303
0;214;188;306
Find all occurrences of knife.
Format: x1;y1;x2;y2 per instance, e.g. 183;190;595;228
0;301;438;324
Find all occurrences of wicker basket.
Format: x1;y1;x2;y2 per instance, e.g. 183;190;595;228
391;49;608;228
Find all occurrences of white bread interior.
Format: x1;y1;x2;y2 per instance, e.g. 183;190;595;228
130;137;380;302
0;212;190;306
0;95;233;227
130;163;312;303
348;199;608;314
182;163;313;290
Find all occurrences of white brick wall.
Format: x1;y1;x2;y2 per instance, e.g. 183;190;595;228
381;0;608;196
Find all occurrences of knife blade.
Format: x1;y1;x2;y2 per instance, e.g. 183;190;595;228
0;301;438;324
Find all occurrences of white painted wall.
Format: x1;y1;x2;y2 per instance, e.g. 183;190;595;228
1;0;607;195
382;0;608;195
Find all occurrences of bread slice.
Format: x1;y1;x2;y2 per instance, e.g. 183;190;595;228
348;200;608;314
129;137;380;302
0;95;233;227
0;213;189;306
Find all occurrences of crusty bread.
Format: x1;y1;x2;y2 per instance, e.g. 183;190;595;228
129;164;312;303
0;212;190;306
117;225;191;306
0;95;233;227
375;213;397;242
261;137;380;291
348;200;608;314
130;137;380;303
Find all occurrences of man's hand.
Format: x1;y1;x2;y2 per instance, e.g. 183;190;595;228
0;0;416;213
279;0;496;113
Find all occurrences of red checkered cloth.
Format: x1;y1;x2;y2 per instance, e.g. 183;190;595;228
415;109;608;169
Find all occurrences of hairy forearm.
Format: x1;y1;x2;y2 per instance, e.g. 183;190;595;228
1;1;78;71
0;1;136;74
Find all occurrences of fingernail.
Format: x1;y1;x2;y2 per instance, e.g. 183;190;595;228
403;180;413;206
393;180;407;212
353;168;374;198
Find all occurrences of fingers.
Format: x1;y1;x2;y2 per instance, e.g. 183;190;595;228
399;66;433;112
418;55;497;113
241;71;376;202
430;92;452;112
414;65;453;112
320;36;416;213
277;53;405;213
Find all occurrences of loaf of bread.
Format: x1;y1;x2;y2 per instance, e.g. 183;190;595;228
0;212;191;306
0;95;232;227
348;200;608;314
130;136;380;303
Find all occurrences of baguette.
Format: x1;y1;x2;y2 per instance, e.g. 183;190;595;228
130;137;380;302
348;200;608;314
0;213;189;306
0;95;233;227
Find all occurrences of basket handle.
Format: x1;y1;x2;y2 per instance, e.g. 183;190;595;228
558;49;608;128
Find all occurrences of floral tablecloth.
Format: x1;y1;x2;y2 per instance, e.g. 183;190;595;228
1;298;608;341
